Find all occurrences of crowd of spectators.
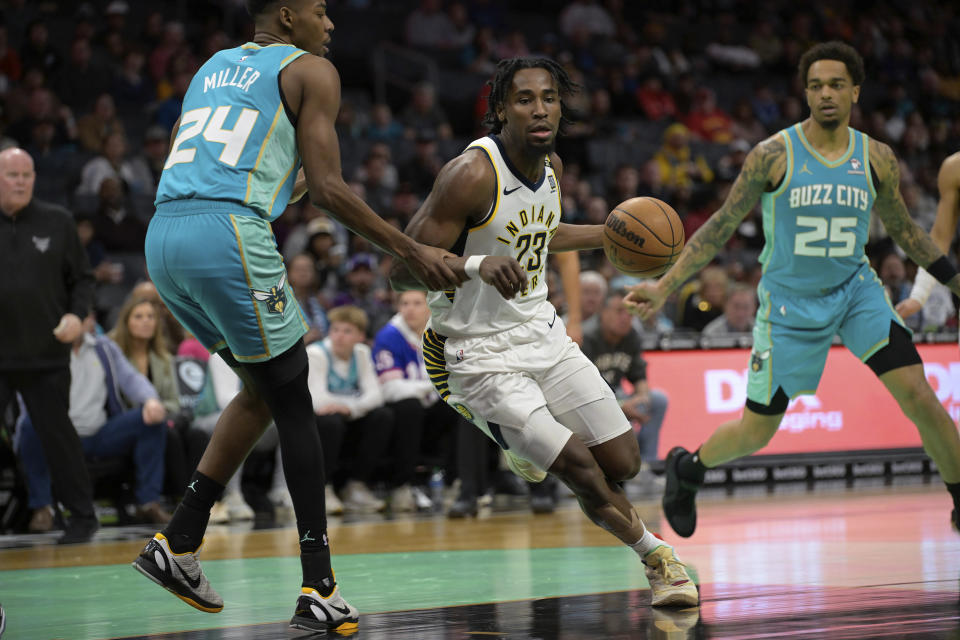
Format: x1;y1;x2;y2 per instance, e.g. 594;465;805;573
2;0;960;530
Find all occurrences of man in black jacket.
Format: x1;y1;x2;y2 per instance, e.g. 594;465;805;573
0;147;98;543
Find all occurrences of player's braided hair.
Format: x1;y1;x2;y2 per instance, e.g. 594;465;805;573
482;57;580;134
798;41;865;86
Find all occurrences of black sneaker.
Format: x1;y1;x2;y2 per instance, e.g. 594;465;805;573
447;496;478;518
290;585;359;634
57;516;99;545
662;446;702;538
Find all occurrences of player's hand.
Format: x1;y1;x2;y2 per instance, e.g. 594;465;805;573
477;256;528;300
624;281;667;320
52;313;83;343
316;403;351;416
406;243;464;291
895;298;922;319
142;398;166;424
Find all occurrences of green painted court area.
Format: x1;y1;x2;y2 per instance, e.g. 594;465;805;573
0;546;670;639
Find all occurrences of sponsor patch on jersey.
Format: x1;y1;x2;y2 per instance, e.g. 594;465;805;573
848;157;864;175
547;174;557;193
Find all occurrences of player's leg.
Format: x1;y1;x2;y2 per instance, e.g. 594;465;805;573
840;267;960;528
544;407;698;607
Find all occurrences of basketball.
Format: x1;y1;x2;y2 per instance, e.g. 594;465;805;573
602;197;685;278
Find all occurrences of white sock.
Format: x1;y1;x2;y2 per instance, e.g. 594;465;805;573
630;526;668;560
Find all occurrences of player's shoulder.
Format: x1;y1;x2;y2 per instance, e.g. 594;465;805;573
742;133;788;183
940;151;960;177
285;53;339;86
435;145;498;194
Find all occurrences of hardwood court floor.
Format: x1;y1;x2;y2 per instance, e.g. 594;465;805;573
1;478;958;639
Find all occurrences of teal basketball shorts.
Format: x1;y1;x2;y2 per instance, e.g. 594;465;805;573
747;262;908;405
145;199;307;363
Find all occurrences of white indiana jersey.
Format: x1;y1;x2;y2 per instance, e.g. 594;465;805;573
428;135;562;338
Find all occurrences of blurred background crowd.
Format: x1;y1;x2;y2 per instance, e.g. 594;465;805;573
1;0;959;528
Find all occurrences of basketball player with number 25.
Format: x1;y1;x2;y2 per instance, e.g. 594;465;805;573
390;56;697;608
626;41;960;542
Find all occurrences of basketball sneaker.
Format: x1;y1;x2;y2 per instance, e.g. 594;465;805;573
662;446;701;537
505;450;546;483
642;545;699;607
132;533;223;613
289;585;359;634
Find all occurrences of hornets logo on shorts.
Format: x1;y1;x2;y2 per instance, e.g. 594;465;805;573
751;349;770;372
250;272;288;315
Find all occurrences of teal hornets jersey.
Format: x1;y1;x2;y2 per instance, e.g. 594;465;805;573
155;43;307;221
759;124;877;294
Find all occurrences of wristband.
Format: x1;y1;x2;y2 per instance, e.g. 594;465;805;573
927;255;958;285
464;255;487;279
909;267;936;305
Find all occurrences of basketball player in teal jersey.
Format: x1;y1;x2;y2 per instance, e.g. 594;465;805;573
133;1;463;632
391;57;699;608
626;41;960;538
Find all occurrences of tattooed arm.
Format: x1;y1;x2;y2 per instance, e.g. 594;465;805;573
625;134;786;318
870;139;960;295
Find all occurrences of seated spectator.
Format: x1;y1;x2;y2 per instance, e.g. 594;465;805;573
405;0;457;50
365;103;404;143
574;270;609;334
729;99;767;146
20;19;62;78
300;216;344;297
306;306;394;513
372;291;459;512
675;265;728;331
333;253;393;338
126;281;185;353
400;129;444;199
581;291;668;489
287;253;329;345
110;295;199;499
17;312;170;528
76;93;125;154
92;177;148;253
684;88;734;143
701;284;757;336
353;143;398;213
635;75;676;121
54;38;108;114
880;252;911;307
653;123;714;192
400;82;453;140
77;131;153;197
112;48;154;117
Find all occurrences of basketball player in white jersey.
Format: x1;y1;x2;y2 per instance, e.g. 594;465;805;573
897;152;960;329
390;57;698;607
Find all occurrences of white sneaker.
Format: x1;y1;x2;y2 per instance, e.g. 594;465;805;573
390;485;416;512
268;486;293;508
222;490;254;521
341;481;385;513
325;485;343;515
410;485;434;510
504;450;546;483
642;545;699;607
208;501;230;524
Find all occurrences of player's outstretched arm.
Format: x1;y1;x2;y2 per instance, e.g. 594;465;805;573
871;140;960;297
625;135;785;319
899;152;960;318
288;55;461;291
389;152;527;299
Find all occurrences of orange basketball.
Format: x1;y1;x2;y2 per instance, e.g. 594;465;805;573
602;197;684;278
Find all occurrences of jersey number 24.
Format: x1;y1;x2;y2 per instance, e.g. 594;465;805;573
165;106;260;169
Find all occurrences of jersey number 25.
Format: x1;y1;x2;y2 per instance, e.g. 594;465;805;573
794;216;857;258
